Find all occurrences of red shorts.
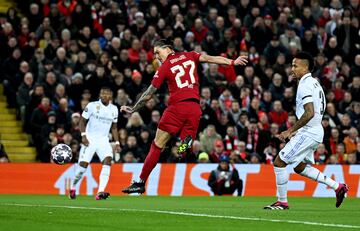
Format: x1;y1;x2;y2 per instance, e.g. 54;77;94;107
158;101;202;140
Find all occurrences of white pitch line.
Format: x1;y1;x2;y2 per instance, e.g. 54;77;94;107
2;203;360;229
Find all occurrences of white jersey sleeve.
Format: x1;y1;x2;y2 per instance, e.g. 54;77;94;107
82;102;93;119
298;82;314;105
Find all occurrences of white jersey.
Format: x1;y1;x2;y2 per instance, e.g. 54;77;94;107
82;100;118;142
295;73;325;142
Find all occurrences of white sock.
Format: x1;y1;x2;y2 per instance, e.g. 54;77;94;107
98;165;111;193
274;167;288;203
71;166;87;190
299;165;339;190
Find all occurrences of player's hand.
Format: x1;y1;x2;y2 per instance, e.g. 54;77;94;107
233;56;248;66
120;106;134;115
82;135;89;146
276;130;291;143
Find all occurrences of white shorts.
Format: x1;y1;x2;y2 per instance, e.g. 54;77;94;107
79;140;113;163
279;134;319;167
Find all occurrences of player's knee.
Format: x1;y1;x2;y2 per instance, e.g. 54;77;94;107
154;139;165;149
294;163;306;174
79;161;89;168
273;156;287;168
154;130;171;148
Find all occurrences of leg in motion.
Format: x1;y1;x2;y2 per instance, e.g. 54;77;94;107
96;156;112;200
69;161;88;199
295;162;348;208
264;156;289;210
122;128;172;194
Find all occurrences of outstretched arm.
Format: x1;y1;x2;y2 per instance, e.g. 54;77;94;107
199;54;248;66
120;85;157;114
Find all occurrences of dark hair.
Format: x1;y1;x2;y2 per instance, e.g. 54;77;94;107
153;39;173;50
100;86;112;92
295;52;314;72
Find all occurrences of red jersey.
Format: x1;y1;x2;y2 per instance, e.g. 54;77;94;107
151;51;201;105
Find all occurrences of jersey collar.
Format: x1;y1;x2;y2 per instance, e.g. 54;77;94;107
299;73;312;84
99;99;109;107
164;52;176;62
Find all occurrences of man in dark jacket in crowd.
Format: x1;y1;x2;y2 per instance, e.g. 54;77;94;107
208;155;243;196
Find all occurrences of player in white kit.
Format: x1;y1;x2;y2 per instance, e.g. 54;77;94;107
69;87;120;200
264;52;349;210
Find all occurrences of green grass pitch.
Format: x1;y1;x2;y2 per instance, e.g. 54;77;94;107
0;195;359;231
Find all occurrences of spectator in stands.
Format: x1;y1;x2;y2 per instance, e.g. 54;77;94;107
40;110;57;143
209;139;227;163
208;155;243;196
346;153;357;165
229;100;241;124
247;97;262;121
350;55;360;78
235;111;249;137
333;15;359;61
17;72;34;122
70;112;81;142
199;125;222;154
280;26;302;51
55;98;73;131
324;37;344;61
325;102;342;127
126;112;147;139
349;76;360;102
127;70;146;101
224;125;239;155
335;143;348;164
268;73;284;101
355;142;360;164
2;0;360;165
197;152;210;163
228;75;244;100
348;102;360;128
268;100;288;126
30;96;51;145
339;113;352;136
343;127;359;154
70;140;80;163
314;143;330;164
120;135;144;162
0;143;10;163
239;118;269;161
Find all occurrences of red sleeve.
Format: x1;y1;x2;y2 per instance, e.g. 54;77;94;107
151;65;167;89
189;51;201;64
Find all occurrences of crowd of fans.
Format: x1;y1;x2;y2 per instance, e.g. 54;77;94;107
0;0;359;164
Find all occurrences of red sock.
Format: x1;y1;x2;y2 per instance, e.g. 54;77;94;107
139;141;162;182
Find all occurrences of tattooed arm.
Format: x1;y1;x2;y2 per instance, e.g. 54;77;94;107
277;102;314;142
120;85;157;114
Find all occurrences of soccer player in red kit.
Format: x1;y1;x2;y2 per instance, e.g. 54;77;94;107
121;39;247;194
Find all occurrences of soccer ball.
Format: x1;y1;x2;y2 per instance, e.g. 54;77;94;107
51;144;72;165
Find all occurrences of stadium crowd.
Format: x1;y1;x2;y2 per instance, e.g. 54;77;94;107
0;0;359;164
